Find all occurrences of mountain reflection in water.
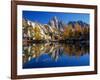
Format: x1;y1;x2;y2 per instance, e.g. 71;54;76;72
23;42;89;69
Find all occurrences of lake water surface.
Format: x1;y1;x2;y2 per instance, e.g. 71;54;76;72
23;42;89;69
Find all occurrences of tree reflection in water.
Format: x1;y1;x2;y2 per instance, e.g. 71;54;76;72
23;42;89;68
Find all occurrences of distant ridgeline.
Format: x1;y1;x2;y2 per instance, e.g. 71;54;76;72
22;16;89;43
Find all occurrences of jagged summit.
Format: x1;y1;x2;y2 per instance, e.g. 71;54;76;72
68;20;89;28
48;16;65;31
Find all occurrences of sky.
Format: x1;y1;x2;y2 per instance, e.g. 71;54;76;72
23;10;90;24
